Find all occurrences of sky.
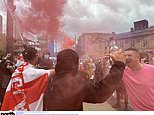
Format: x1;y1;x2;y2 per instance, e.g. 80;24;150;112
0;0;7;33
0;0;154;38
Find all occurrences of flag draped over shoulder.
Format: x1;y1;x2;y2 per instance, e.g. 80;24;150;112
1;62;49;111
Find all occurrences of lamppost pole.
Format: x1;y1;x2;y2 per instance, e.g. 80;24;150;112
6;0;15;56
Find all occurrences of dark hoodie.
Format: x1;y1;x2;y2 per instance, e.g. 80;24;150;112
43;49;125;111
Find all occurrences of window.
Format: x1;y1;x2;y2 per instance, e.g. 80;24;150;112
143;40;148;47
136;39;141;42
131;40;135;47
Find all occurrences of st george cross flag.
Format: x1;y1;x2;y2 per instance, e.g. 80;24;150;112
1;62;50;111
15;54;25;67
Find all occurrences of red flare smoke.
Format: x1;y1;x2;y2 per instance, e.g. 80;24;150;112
62;34;75;49
15;0;66;39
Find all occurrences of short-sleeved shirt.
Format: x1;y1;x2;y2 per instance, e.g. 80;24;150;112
123;64;154;110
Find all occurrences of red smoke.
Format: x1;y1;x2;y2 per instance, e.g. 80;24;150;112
62;34;76;49
15;0;66;39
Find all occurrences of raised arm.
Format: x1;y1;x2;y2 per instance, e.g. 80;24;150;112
84;50;125;103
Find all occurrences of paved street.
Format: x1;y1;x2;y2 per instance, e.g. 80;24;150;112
83;101;116;111
83;93;133;111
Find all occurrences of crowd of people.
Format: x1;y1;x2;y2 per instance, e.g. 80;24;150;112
0;46;154;111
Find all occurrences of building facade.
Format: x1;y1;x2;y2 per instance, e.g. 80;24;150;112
115;27;154;51
77;33;114;58
77;20;154;58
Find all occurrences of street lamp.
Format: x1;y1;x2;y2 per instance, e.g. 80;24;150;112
6;0;15;56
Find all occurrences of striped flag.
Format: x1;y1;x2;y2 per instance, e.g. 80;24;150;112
1;62;50;111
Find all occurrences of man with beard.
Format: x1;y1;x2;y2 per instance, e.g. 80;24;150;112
123;48;154;110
